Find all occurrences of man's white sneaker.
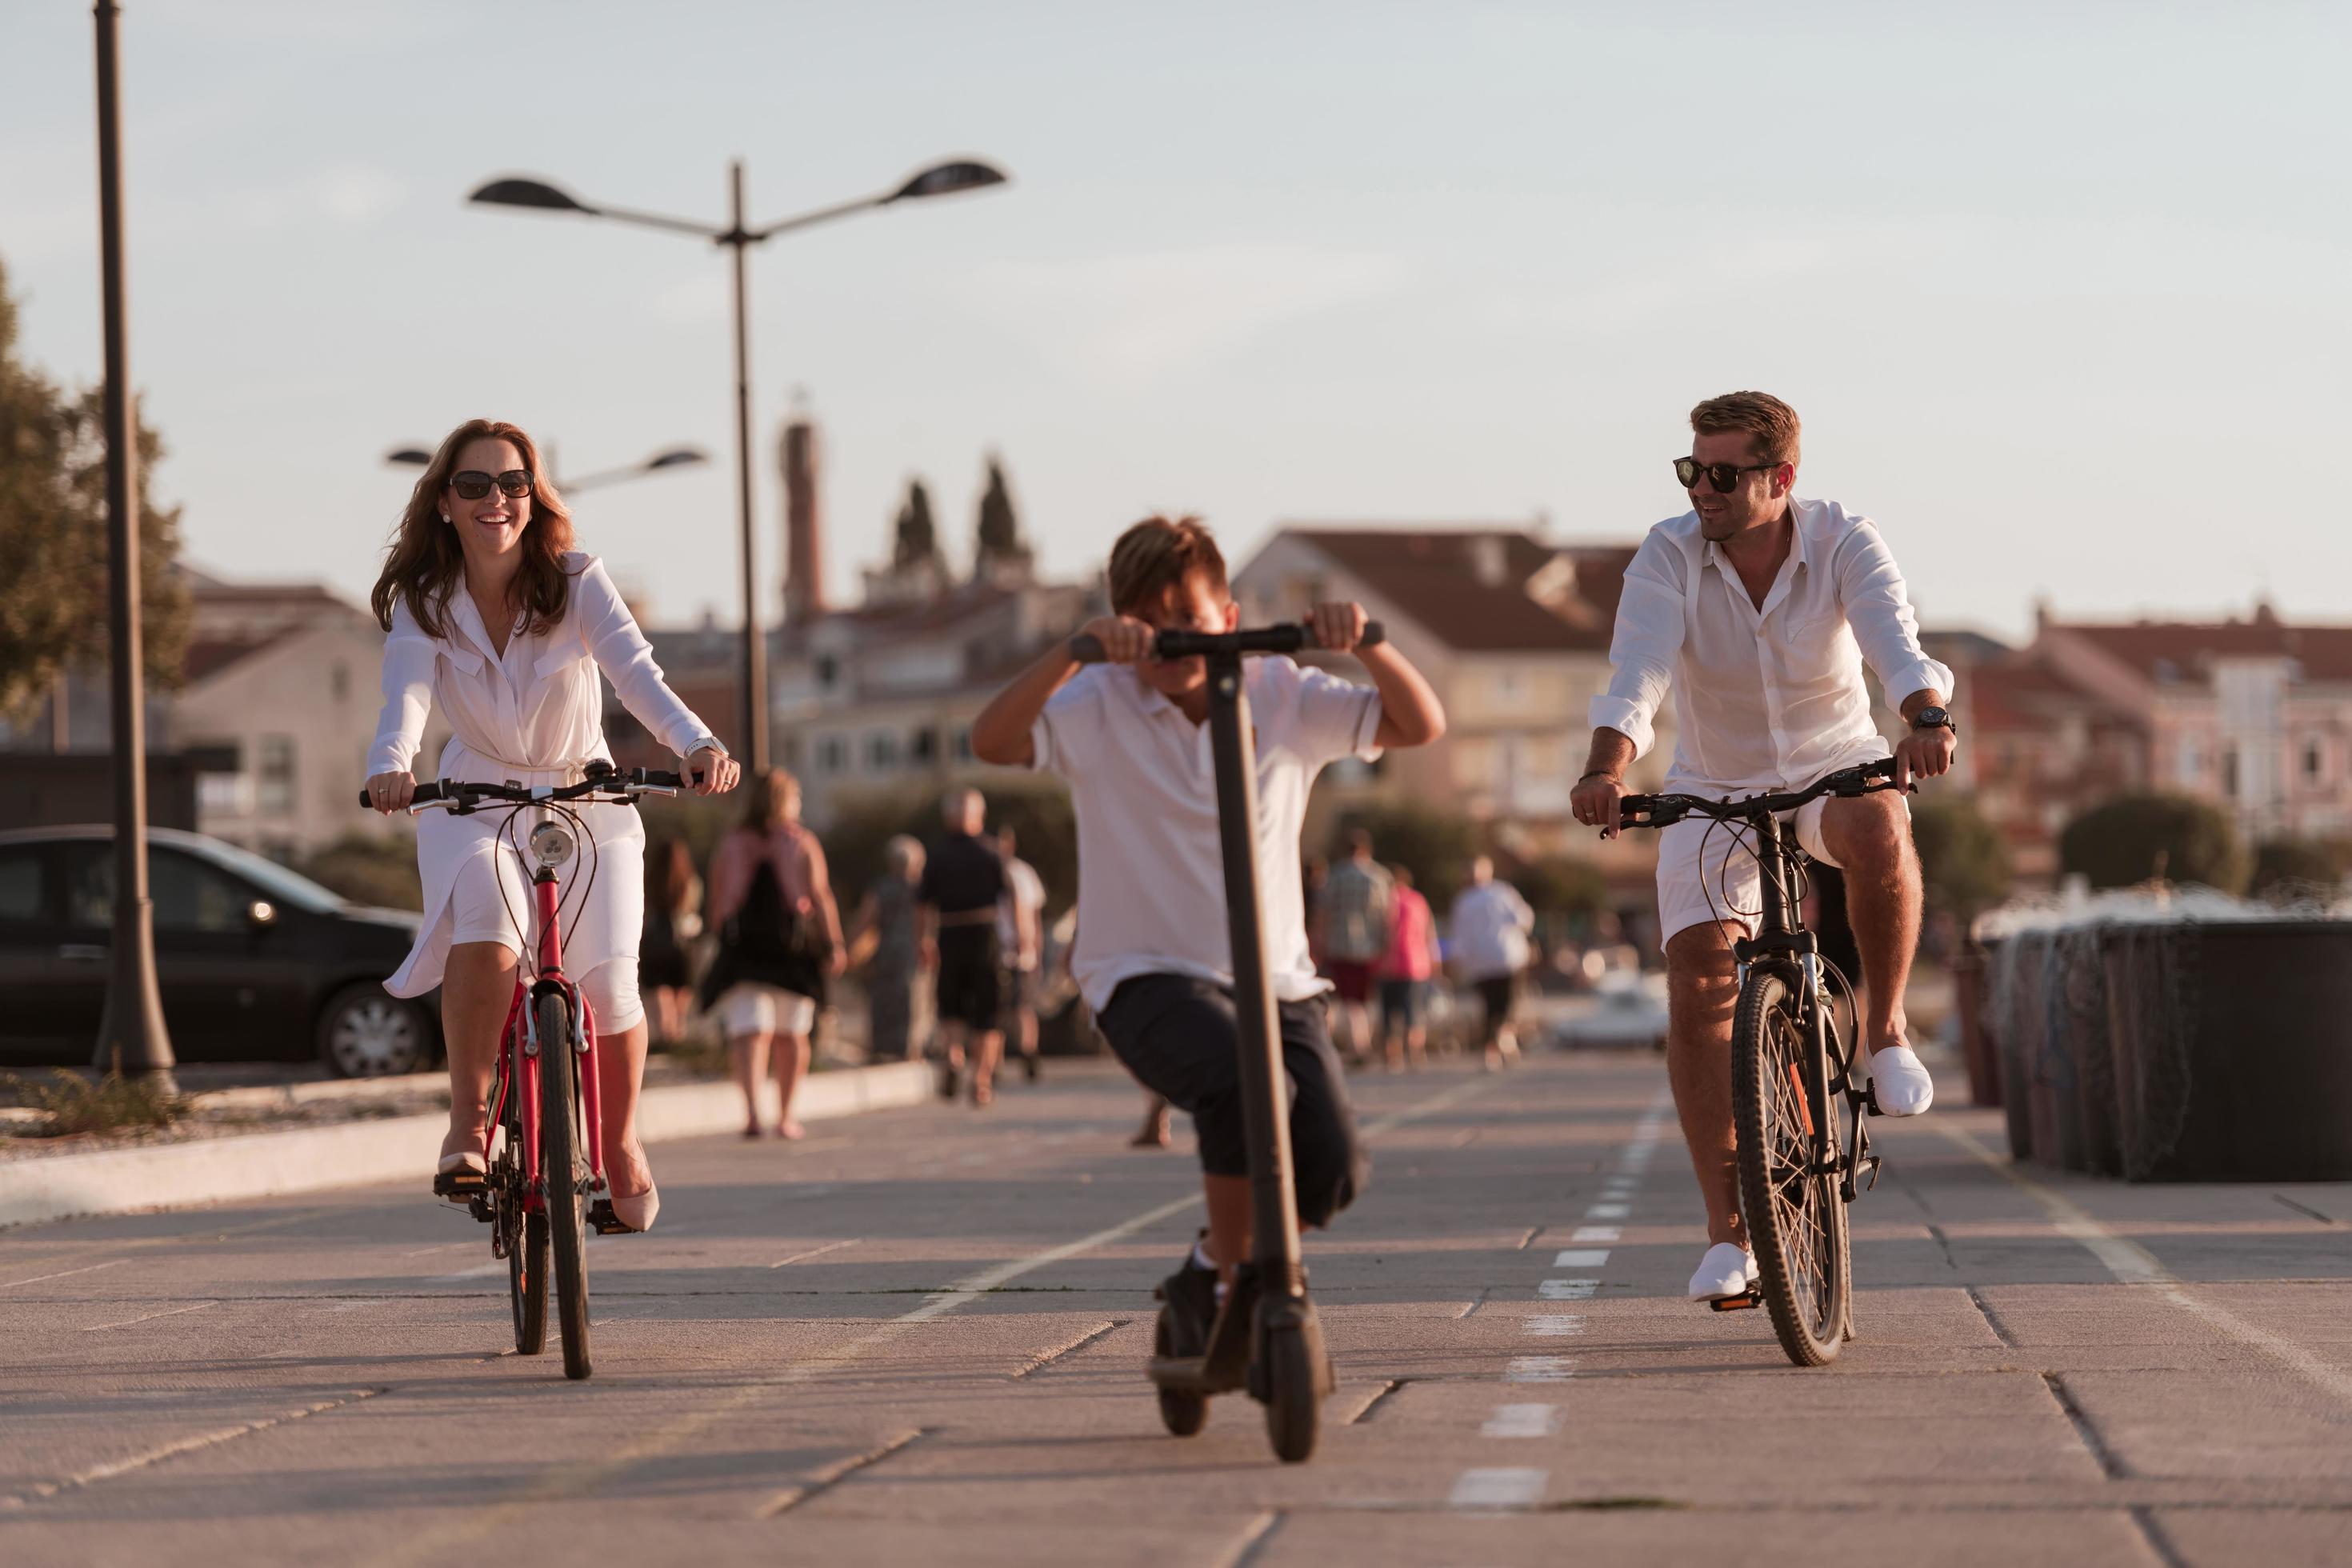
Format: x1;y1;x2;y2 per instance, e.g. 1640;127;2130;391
1688;1242;1756;1301
1869;1044;1935;1117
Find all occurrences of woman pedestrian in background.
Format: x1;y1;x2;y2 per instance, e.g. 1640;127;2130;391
642;837;702;1046
702;770;844;1139
1374;863;1441;1072
846;834;927;1063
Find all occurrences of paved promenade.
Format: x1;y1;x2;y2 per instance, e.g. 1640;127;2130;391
3;1054;2347;1566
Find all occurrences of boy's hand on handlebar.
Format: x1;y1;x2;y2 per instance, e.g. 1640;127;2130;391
1074;614;1155;665
1890;728;1954;793
686;745;740;797
1570;770;1626;840
365;771;415;814
1308;602;1370;654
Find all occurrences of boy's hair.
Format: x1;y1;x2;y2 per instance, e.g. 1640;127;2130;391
1107;515;1227;618
1689;390;1802;467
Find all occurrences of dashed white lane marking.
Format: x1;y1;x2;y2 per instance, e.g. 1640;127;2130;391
769;1239;860;1269
1537;1278;1598;1300
1482;1403;1563;1438
1551;1249;1610;1269
1526;1314;1586;1336
1584;1202;1630;1220
1570;1226;1620;1243
81;1301;217;1332
1504;1355;1575;1382
430;1262;506;1282
1450;1468;1548;1510
0;1389;384;1511
0;1260;130;1290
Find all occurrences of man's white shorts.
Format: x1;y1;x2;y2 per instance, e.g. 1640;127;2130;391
716;981;817;1041
1654;793;1910;947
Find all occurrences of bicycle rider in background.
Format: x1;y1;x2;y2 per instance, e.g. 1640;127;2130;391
1568;392;1956;1304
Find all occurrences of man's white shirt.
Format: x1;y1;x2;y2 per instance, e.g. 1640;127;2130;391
1589;498;1953;793
1030;656;1382;1013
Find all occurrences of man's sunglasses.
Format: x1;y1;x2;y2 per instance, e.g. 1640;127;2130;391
448;469;533;501
1672;457;1782;494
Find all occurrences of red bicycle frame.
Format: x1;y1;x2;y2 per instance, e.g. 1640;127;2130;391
483;866;605;1214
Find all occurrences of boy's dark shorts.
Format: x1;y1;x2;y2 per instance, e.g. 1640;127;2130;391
1096;973;1370;1229
935;926;1002;1031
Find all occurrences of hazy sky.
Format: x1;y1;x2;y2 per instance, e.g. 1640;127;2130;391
6;1;2346;642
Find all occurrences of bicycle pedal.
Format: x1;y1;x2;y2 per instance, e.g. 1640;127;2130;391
1707;1291;1762;1313
586;1198;636;1236
1862;1083;1884;1117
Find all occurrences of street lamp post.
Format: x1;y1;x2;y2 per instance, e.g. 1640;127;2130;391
467;157;1007;772
90;0;173;1082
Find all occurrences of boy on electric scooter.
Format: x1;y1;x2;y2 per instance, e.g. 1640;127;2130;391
970;515;1446;1356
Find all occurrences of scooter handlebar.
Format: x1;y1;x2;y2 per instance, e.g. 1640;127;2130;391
1068;620;1386;664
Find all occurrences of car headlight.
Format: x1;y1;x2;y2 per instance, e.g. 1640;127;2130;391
528;822;575;869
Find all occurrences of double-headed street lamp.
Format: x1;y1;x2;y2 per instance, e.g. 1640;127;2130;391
466;157;1009;772
385;442;708;494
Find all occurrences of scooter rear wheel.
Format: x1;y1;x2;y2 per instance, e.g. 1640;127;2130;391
1154;1311;1208;1437
1260;1324;1321;1463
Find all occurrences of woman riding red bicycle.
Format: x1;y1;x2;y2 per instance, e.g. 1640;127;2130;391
362;418;739;1234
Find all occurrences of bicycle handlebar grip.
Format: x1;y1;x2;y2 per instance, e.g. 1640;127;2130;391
358;781;449;809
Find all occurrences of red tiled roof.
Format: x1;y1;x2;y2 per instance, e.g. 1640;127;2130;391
2055;619;2352;684
182;630;297;684
1278;527;1632;652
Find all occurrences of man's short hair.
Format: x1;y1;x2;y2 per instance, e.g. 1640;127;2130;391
1690;391;1802;467
942;786;984;823
1107;515;1228;618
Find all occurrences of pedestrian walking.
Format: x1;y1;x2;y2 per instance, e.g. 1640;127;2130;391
1374;863;1441;1072
701;769;845;1140
641;837;702;1046
918;786;1008;1106
1320;830;1393;1064
846;835;927;1062
997;824;1047;1084
363;418;739;1235
1450;856;1534;1070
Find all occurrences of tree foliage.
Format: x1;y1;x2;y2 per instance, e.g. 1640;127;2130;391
891;477;943;573
822;774;1075;914
2058;792;2247;894
0;256;190;721
2248;836;2351;899
1327;799;1482;909
974;455;1023;565
1910;794;2012;920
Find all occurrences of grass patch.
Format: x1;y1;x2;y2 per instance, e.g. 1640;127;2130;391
2;1069;194;1138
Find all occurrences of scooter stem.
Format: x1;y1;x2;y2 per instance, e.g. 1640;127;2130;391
1204;653;1309;1299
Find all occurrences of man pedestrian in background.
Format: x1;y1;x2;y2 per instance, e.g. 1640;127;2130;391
1450;855;1534;1070
1320;829;1393;1064
918;787;1009;1106
997;823;1046;1084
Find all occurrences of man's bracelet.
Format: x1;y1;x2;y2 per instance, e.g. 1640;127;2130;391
1578;770;1622;786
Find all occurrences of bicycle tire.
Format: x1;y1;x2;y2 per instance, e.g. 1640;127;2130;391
1731;968;1849;1367
537;990;594;1381
510;1209;548;1355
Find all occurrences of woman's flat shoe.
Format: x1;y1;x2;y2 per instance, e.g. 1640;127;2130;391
590;1184;660;1235
432;1150;487;1202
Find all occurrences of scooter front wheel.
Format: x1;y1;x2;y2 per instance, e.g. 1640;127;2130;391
1154;1311;1208;1437
1260;1323;1322;1463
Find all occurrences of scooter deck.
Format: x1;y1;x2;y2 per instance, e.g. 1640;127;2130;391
1147;1354;1248;1396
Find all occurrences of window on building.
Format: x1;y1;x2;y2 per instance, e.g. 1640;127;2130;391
2221;750;2238;798
781;734;802;770
330;662;350;702
815;654;840;689
910;726;937;763
2307;739;2326;782
816;735;847;774
258;736;297;815
865;730;900;771
0;850;43;922
954;726;974;761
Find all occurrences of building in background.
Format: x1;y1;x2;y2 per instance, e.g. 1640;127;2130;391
1962;602;2352;882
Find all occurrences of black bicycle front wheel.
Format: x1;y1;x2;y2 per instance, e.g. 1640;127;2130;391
509;1208;548;1355
536;990;594;1381
1732;968;1849;1367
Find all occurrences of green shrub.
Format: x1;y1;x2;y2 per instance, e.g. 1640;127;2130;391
2058;793;2246;894
1911;794;2012;920
2248;837;2352;899
297;832;423;910
3;1069;191;1137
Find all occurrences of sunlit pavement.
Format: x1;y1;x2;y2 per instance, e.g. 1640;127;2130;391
3;1053;2348;1566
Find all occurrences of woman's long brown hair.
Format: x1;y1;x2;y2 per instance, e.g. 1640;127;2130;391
370;418;578;638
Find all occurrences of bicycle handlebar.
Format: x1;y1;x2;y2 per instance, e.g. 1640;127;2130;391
358;766;697;813
1067;620;1386;664
1615;755;1905;832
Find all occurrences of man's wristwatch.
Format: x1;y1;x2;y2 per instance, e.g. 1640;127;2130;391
1911;706;1957;737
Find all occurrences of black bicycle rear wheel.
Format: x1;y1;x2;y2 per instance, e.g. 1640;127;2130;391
1732;968;1849;1367
536;990;594;1381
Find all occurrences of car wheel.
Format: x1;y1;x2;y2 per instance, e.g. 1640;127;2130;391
318;982;432;1078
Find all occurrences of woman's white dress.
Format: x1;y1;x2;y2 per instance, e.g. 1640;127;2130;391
366;552;718;999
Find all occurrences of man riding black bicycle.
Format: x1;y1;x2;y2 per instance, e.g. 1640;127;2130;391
1569;391;1956;1304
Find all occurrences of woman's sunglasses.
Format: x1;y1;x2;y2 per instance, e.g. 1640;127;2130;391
448;469;533;501
1672;457;1782;494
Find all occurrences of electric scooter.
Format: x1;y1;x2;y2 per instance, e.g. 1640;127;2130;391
1072;618;1384;1464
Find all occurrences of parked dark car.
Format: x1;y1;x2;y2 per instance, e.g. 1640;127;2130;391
0;826;439;1076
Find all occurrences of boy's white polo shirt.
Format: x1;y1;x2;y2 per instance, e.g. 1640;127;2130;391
1030;655;1382;1014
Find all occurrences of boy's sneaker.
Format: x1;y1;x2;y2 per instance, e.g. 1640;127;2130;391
1154;1240;1221;1360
